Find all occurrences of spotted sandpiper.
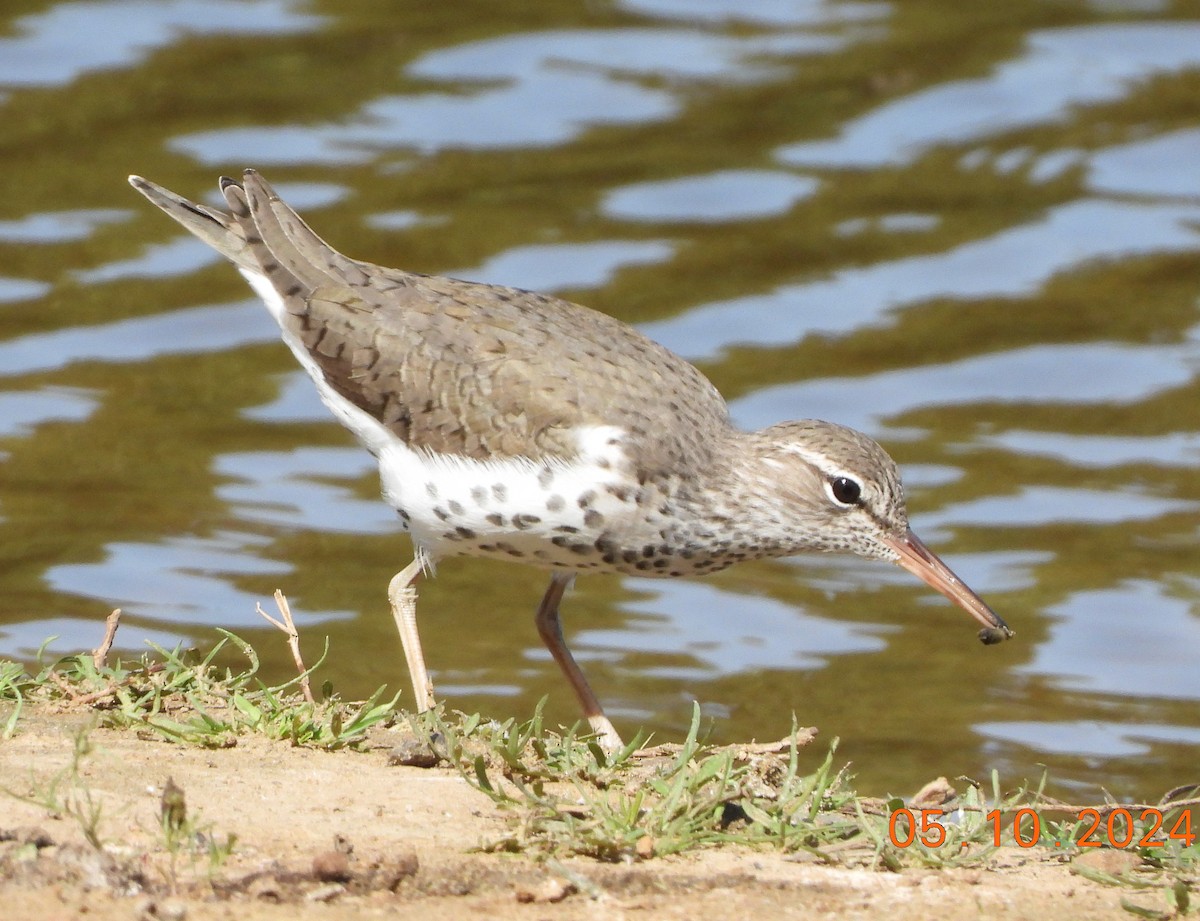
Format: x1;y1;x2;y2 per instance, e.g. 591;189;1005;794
130;170;1013;749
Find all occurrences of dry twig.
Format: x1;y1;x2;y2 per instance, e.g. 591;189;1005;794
49;661;167;706
257;590;314;704
91;608;122;669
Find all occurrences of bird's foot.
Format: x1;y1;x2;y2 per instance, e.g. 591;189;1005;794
588;714;625;754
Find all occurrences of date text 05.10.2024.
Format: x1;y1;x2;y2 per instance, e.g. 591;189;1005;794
889;807;1196;849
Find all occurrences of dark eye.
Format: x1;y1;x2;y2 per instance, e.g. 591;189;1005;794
829;476;862;506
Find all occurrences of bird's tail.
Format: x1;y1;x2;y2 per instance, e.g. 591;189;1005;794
128;174;258;272
129;170;382;312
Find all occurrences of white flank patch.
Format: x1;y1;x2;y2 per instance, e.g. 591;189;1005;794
378;423;638;557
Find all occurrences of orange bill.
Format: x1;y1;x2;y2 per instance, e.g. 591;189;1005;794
882;529;1014;645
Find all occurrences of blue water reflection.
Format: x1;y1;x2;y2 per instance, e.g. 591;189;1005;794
733;338;1197;434
618;0;890;27
0;304;273;377
1021;581;1200;701
0;0;322;89
603;170;818;223
643;200;1200;358
452;240;675;291
46;532;300;624
215;448;398;534
566;579;891;676
976;431;1200;468
980;721;1200;760
171;27;845;165
0;390;97;439
779;24;1200;169
0;209;128;244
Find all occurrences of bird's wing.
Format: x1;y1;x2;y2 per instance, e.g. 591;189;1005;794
129;171;730;480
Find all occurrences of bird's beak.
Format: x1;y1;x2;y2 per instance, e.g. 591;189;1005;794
882;529;1014;645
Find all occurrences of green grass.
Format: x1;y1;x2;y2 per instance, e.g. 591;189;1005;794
409;700;1198;903
417;701;860;860
0;625;1196;915
0;629;400;749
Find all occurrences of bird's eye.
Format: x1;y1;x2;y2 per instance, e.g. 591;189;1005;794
828;476;862;506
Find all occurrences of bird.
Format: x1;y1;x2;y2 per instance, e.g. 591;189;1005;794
129;170;1013;750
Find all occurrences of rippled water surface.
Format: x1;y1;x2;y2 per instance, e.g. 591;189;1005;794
1;0;1197;798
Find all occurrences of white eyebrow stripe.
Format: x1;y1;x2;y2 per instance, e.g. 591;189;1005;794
778;443;863;484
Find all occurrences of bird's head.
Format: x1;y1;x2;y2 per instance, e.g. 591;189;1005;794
750;420;1013;645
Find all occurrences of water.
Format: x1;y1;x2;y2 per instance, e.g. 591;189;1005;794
0;0;1197;800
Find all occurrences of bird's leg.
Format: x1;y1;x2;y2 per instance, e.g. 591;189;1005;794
534;574;624;752
388;557;433;712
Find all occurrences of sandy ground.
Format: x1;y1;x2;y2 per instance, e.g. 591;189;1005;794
0;707;1166;921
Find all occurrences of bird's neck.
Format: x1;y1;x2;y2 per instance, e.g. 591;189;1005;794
664;430;834;560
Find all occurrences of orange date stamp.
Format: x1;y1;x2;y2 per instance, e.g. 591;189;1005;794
889;806;1196;849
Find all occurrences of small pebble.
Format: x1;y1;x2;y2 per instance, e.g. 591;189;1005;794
312;850;353;882
388;737;441;768
0;827;54;849
515;879;575;903
364;849;422;892
306;883;346;903
910;777;956;809
1072;849;1139;876
135;897;187;921
248;876;282;902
